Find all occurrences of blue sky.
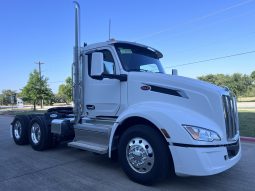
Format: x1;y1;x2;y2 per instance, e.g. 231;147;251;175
0;0;254;93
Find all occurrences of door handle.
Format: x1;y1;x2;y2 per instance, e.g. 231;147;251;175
86;105;95;110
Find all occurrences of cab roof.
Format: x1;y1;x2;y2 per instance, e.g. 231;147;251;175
81;40;163;58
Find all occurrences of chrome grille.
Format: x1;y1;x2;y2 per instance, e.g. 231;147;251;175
222;95;239;140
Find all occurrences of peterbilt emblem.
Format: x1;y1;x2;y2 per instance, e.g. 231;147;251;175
141;85;151;91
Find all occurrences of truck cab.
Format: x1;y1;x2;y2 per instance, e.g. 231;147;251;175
70;39;240;184
81;41;164;117
11;2;241;185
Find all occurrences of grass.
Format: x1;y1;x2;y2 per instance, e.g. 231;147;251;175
238;109;255;137
238;97;255;102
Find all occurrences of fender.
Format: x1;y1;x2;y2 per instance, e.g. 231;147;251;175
108;101;224;157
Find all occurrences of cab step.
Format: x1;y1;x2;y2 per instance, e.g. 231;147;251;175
68;140;108;154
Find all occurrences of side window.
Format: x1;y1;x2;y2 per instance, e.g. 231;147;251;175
87;49;115;76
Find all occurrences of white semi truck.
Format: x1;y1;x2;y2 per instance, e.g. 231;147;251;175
11;2;241;185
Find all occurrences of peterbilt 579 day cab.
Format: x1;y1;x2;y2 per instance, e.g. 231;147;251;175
11;2;241;185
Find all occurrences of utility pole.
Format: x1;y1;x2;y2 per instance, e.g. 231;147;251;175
35;61;45;109
35;61;44;80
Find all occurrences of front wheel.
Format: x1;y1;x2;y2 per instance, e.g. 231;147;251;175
118;125;172;185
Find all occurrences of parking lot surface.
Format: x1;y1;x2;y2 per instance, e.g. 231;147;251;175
0;115;255;191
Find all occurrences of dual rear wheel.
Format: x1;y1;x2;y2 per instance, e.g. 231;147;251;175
12;115;53;151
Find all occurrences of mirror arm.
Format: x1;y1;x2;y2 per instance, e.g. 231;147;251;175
102;74;128;81
91;74;127;81
91;74;127;82
91;75;103;80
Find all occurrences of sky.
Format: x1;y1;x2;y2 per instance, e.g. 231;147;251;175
0;0;254;93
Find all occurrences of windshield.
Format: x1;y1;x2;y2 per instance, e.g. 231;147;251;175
114;43;165;73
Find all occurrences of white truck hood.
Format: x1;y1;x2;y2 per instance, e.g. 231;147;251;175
129;72;225;96
127;72;227;130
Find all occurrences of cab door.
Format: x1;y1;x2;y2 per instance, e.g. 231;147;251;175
84;48;121;117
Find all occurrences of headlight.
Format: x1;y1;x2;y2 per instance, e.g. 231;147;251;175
183;125;221;142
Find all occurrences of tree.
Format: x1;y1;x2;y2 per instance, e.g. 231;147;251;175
21;70;53;110
0;89;17;105
198;73;253;97
0;94;2;105
230;73;252;97
251;71;255;82
198;74;230;87
58;77;72;104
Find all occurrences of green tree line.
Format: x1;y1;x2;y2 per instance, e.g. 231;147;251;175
198;71;255;97
0;73;72;109
0;89;17;105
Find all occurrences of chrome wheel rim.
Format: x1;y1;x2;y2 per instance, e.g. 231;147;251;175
14;121;22;139
126;137;154;174
31;123;41;144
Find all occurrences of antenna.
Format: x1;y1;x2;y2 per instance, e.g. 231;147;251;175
108;19;111;40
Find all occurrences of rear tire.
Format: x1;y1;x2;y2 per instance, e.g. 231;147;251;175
28;116;51;151
118;125;172;185
12;115;30;145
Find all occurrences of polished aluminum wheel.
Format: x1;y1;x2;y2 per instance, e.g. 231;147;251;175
14;120;22;139
126;137;154;174
31;123;41;144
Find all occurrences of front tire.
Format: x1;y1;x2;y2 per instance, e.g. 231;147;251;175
118;125;172;185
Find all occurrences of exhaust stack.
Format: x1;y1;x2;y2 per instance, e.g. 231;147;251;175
73;1;81;123
74;1;80;50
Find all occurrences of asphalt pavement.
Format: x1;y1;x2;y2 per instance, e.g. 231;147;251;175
0;115;255;191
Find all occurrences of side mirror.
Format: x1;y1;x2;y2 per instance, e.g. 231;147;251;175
172;69;178;76
91;52;104;77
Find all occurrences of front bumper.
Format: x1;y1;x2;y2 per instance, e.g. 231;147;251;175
169;140;241;176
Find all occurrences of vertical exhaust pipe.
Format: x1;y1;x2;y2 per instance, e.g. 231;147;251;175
73;1;81;123
74;1;80;51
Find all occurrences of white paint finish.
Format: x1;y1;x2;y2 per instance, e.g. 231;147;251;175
84;47;121;117
81;40;163;58
125;72;228;136
170;143;241;176
85;77;121;117
108;100;228;156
